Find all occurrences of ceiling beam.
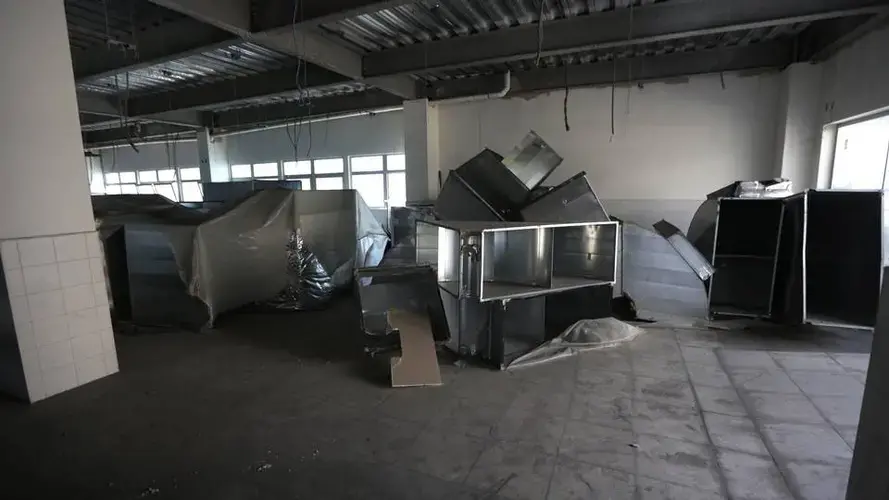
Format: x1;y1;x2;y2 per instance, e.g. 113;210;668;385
122;65;347;117
79;110;205;131
82;123;197;149
146;0;416;98
798;13;889;61
423;41;795;100
364;0;889;77
209;89;403;130
255;1;416;30
71;17;234;82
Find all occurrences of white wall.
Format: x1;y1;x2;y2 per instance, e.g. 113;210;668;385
437;72;781;230
0;0;95;239
822;25;889;125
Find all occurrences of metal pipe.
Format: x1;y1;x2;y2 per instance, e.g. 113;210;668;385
212;106;404;138
437;71;511;105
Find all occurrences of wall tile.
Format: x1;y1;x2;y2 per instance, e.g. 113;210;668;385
23;264;60;294
18;238;57;267
38;341;73;370
43;363;77;397
75;356;107;385
88;258;104;284
95;307;112;331
63;284;96;313
1;240;21;269
68;308;97;337
27;290;65;320
10;295;30;327
93;282;108;306
58;260;91;288
15;321;36;353
86;233;102;259
104;352;119;374
33;315;69;347
99;328;116;353
4;268;25;296
71;333;103;362
54;234;88;262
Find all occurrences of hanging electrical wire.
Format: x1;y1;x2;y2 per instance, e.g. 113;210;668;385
563;64;570;132
610;56;616;140
535;0;546;67
625;2;635;116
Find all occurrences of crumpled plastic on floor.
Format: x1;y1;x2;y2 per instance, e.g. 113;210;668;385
506;317;643;369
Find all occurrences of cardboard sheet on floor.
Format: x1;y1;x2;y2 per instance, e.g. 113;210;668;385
387;309;442;387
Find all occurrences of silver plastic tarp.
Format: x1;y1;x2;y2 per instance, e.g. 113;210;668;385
507;318;643;369
189;189;389;324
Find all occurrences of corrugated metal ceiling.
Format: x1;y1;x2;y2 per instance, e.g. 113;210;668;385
210;81;371;113
65;0;183;51
76;41;294;96
321;0;666;52
421;22;810;81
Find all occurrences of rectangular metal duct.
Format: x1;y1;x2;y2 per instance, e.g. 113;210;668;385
520;172;609;223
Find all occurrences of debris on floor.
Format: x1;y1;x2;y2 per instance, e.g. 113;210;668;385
507;317;643;369
387;309;443;387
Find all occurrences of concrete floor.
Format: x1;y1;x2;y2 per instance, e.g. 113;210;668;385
0;298;871;500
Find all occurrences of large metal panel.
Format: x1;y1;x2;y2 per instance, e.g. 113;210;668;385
621;222;708;318
520;172;609;223
708;198;784;319
500;131;563;192
455;148;530;214
771;193;805;324
481;227;553;301
434;171;504;221
653;220;714;281
805;190;882;328
354;265;450;342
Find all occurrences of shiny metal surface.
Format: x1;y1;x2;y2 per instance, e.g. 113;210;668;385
521;172;609;223
416;220;461;296
418;220;618;302
480;227;552;301
434;171;505;221
501;131;563;191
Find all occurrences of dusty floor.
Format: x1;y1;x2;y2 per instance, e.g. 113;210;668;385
0;298;871;500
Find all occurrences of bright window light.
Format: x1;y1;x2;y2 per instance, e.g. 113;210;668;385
157;169;176;182
351;155;383;172
352;173;385;207
138;170;158;183
253;162;278;178
105;173;120;184
283;160;311;176
120;184;137;194
137;185;155;195
314;158;344;174
387;154;406;171
181;181;203;202
180;167;201;181
315;177;344;190
119;172;137;183
387;172;406;207
231;164;251;178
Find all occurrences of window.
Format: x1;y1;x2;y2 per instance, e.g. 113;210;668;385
314;158;345;174
137;185;154;195
231;164;251;179
252;162;279;178
283;160;311;176
138;170;158;183
316;177;344;190
179;167;201;181
158;169;176;182
105;173;120;185
121;184;137;194
119;172;137;183
181;182;203;202
831;115;889;190
347;154;407;208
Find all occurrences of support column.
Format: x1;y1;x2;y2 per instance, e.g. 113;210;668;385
0;0;118;402
404;99;440;203
773;63;824;190
196;128;231;183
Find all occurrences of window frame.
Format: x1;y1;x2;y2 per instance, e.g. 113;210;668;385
347;153;406;208
282;157;346;191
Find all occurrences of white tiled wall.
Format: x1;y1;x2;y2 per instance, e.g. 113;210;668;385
1;231;117;402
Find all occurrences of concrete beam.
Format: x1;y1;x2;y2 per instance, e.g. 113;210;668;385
71;18;234;81
423;42;794;100
364;0;889;76
123;65;347;116
209;90;403;130
798;13;889;61
147;0;250;33
79;110;204;131
77;92;119;117
82;123;197;148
